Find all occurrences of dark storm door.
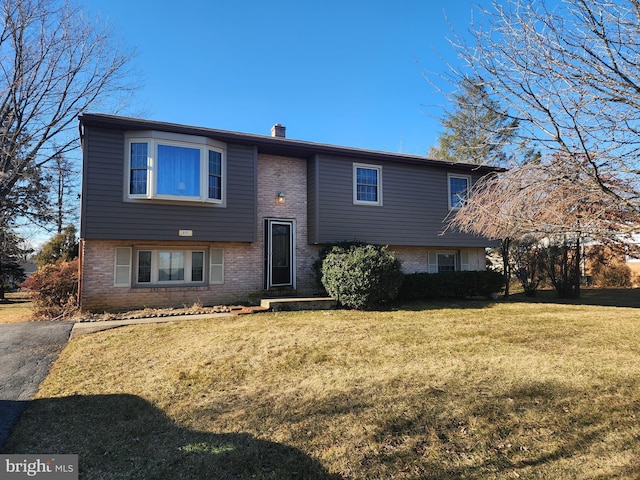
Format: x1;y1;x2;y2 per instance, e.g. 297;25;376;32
267;220;295;288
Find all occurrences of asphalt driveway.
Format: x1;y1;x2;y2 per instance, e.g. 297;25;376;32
0;321;73;452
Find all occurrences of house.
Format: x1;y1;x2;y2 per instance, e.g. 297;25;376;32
78;113;499;311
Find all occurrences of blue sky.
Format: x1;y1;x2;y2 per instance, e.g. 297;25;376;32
86;0;482;156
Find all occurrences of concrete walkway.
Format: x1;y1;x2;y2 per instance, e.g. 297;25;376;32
0;321;73;452
69;312;235;338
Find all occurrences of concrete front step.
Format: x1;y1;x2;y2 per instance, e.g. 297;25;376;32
260;297;337;312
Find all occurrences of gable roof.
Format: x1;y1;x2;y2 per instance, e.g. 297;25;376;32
79;113;503;174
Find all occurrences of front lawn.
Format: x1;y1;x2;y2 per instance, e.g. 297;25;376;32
0;292;33;323
6;301;640;479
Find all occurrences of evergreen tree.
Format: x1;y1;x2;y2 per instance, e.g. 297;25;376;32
429;77;519;166
0;223;30;301
36;224;79;268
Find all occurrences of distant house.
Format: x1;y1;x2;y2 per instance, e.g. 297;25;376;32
19;262;37;278
6;263;36;290
78;114;500;311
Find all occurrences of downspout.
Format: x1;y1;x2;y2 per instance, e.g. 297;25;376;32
77;239;83;309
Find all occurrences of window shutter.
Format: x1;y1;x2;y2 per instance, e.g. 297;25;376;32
210;248;224;284
428;252;438;273
114;247;132;287
460;251;470;271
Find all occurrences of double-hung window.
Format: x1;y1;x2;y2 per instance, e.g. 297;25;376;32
427;251;472;273
135;249;208;285
114;246;225;287
127;133;225;204
448;174;471;210
353;163;382;206
428;251;458;273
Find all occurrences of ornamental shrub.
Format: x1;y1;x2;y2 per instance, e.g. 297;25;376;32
313;241;368;290
320;244;403;309
21;259;79;319
399;270;504;301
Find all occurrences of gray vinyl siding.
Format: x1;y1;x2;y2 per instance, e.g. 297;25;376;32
307;157;319;242
80;126;256;242
309;154;492;247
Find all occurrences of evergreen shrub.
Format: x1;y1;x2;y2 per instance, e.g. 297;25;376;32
320;243;403;309
400;270;504;301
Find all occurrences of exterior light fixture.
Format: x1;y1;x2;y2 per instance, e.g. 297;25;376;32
276;191;286;205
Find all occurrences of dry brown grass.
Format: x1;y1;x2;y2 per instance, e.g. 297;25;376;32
6;301;640;479
0;292;33;323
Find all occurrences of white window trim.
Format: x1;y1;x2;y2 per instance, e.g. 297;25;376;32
428;250;458;273
125;131;226;205
135;248;207;286
448;174;471;210
353;163;383;206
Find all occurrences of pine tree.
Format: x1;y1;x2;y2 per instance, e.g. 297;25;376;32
36;224;79;268
429;78;519;166
0;224;30;301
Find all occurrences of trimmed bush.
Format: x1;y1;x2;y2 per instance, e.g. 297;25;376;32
21;259;79;319
313;241;368;290
399;270;504;301
321;244;403;309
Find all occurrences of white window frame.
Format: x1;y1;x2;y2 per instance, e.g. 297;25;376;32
353;163;383;206
135;248;207;286
428;251;458;273
125;131;226;205
448;174;471;210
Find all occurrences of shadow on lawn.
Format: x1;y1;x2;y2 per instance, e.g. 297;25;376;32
370;379;640;479
4;394;341;479
401;288;640;310
398;299;498;311
506;288;640;308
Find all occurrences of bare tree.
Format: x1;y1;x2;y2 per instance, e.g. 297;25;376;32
0;0;135;227
447;156;634;296
449;0;640;225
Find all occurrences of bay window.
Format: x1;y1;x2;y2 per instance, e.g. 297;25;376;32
127;134;225;203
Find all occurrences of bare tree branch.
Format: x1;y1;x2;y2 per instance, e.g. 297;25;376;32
438;0;640;244
0;0;137;226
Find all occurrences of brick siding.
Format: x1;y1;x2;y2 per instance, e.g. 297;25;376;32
391;245;487;273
